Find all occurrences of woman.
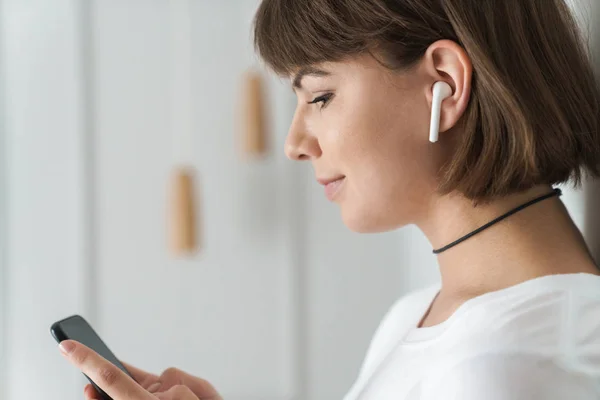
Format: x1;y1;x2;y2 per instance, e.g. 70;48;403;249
61;0;600;399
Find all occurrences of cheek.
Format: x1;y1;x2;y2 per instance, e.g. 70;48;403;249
346;97;427;187
343;95;435;226
320;92;409;164
316;81;435;211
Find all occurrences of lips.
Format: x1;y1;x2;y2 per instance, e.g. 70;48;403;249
317;176;346;201
317;176;345;186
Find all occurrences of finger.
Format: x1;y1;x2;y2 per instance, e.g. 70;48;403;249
120;361;159;383
83;384;99;400
120;361;160;389
154;385;197;400
157;368;219;397
59;340;150;400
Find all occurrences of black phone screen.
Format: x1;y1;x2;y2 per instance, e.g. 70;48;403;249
50;315;134;400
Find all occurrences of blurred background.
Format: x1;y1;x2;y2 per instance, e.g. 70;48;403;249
0;1;598;399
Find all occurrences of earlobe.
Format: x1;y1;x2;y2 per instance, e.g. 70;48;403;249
429;81;453;143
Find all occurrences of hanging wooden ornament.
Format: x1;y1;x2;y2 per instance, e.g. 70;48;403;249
240;69;269;157
169;166;198;254
168;0;199;255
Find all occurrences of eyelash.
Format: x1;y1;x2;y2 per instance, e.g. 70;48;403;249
308;93;334;109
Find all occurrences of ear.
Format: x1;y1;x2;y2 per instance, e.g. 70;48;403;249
423;39;473;135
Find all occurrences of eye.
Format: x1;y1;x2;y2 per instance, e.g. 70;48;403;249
308;93;334;109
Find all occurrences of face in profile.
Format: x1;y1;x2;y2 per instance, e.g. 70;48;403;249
285;54;445;233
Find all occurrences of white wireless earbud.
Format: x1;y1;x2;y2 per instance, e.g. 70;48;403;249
429;81;453;143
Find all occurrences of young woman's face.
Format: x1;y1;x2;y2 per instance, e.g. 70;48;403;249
286;54;445;232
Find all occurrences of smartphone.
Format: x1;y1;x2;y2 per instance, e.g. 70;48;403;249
50;314;135;400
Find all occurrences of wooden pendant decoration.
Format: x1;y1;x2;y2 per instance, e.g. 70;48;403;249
168;0;199;256
169;167;198;255
241;69;269;157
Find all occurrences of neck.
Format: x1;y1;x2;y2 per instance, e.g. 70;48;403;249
417;184;599;298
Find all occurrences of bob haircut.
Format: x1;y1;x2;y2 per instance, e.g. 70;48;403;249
253;0;600;202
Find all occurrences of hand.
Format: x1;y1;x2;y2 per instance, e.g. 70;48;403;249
58;340;222;400
83;361;221;400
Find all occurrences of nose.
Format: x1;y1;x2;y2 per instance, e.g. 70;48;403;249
284;113;322;161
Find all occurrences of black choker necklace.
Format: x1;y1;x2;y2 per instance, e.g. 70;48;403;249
432;188;563;254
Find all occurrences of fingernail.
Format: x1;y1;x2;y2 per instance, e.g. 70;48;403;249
147;382;161;393
59;340;75;354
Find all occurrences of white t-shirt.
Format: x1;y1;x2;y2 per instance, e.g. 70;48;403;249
343;272;600;400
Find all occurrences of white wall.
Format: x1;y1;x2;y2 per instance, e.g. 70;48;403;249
1;1;91;400
0;0;7;394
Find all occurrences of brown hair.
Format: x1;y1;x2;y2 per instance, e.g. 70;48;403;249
253;0;600;201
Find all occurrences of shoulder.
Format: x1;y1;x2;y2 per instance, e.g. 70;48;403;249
482;273;600;351
420;352;599;400
442;273;600;352
416;274;600;399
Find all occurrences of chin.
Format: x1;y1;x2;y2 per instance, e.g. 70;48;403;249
340;206;406;233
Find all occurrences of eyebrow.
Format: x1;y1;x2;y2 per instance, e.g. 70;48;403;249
292;66;331;90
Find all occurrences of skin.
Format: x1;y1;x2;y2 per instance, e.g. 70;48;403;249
68;39;600;399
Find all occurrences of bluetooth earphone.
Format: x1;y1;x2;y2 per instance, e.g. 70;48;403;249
428;81;453;143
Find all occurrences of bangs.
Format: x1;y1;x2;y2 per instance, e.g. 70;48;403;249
252;0;385;75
